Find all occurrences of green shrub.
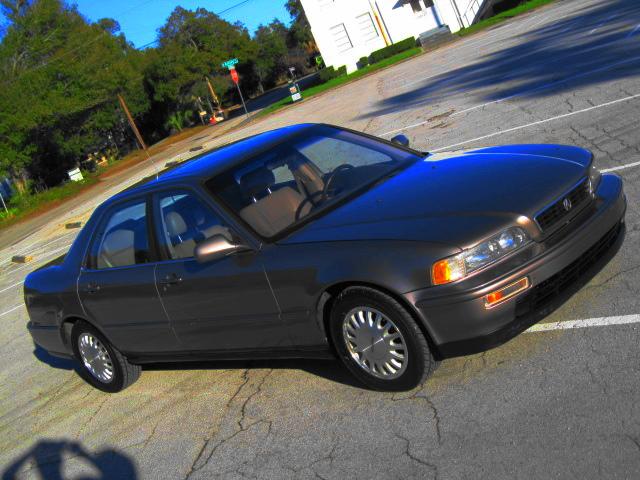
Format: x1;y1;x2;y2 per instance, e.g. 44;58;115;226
357;56;369;69
335;65;347;77
369;37;417;64
318;66;336;83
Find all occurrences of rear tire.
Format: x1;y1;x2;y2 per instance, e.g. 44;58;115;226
71;321;141;393
330;287;437;391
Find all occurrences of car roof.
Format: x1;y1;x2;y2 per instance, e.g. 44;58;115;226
108;123;317;204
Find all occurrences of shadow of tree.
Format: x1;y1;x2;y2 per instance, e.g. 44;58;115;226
2;440;137;480
363;0;640;119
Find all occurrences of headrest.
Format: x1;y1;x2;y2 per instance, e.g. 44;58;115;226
240;167;275;198
165;211;187;236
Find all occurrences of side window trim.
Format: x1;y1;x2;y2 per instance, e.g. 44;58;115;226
84;195;156;271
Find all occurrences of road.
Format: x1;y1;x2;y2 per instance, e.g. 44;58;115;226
2;0;640;478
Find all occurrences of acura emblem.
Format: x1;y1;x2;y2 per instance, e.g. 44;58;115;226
562;198;572;211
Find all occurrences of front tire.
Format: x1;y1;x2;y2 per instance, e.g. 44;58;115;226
330;287;437;391
71;321;141;393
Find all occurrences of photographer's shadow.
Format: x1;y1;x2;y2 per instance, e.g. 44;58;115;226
2;439;137;480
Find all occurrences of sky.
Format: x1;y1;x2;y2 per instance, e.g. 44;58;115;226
72;0;293;48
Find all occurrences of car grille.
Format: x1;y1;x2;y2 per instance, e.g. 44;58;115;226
515;222;622;317
535;178;591;231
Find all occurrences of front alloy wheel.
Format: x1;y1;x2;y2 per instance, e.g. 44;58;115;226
342;307;408;380
330;287;437;391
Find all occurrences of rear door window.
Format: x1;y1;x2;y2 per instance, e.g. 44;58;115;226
92;200;151;269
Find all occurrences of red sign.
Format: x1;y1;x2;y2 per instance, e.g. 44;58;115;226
230;68;239;84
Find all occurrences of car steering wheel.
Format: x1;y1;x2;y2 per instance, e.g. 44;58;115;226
294;190;324;221
323;164;355;198
294;165;355;221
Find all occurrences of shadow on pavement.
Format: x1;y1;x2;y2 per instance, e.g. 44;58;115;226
145;358;364;389
31;343;363;388
362;0;640;118
2;440;137;480
33;345;76;371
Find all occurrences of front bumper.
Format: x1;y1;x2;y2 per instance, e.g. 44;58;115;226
406;174;626;358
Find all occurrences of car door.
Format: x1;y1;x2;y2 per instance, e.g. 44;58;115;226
78;197;180;353
152;188;288;352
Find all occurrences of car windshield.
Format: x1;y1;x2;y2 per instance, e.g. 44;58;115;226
207;125;421;239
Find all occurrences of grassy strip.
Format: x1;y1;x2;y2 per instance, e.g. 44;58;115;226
260;47;423;117
0;124;210;229
457;0;557;36
0;174;100;228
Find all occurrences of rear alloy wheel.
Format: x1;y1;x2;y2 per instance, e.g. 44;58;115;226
330;287;437;391
71;321;141;393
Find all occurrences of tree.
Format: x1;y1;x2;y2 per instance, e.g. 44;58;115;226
285;0;316;52
145;6;261;129
0;0;148;186
254;19;289;91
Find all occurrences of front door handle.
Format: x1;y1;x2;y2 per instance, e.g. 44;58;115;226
85;283;100;294
159;273;182;286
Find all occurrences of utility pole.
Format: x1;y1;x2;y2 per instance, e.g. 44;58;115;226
0;189;8;215
117;94;158;177
205;76;220;108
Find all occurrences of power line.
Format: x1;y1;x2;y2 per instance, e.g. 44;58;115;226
0;0;167;84
217;0;253;16
136;0;257;50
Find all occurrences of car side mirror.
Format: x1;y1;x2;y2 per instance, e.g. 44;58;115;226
194;234;250;263
391;134;410;147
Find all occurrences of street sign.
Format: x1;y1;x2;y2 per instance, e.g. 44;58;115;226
221;58;239;69
230;68;239;84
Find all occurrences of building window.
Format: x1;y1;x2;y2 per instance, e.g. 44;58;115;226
409;0;434;12
356;12;379;42
330;23;353;52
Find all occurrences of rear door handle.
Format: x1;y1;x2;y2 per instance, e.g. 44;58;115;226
85;283;100;294
159;273;182;286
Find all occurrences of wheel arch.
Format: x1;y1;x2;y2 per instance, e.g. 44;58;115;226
60;314;115;351
316;281;442;359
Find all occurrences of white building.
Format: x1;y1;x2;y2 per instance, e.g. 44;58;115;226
301;0;489;73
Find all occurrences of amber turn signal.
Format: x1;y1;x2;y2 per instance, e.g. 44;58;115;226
484;277;529;308
431;256;465;285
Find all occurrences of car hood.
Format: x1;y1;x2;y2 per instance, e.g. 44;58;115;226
281;144;591;249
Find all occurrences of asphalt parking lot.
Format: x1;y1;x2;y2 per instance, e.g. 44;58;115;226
2;0;640;477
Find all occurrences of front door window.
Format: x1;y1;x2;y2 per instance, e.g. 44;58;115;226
157;191;232;260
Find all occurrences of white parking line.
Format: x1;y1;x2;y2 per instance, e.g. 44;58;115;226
2;243;71;276
627;23;640;38
427;92;640;151
589;14;619;35
601;160;640;173
527;314;640;332
0;231;76;265
451;54;640;118
0;303;24;318
0;280;24;295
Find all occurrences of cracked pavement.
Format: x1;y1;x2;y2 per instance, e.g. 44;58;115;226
2;0;640;477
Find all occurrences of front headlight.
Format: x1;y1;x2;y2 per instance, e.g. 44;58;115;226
431;227;530;285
